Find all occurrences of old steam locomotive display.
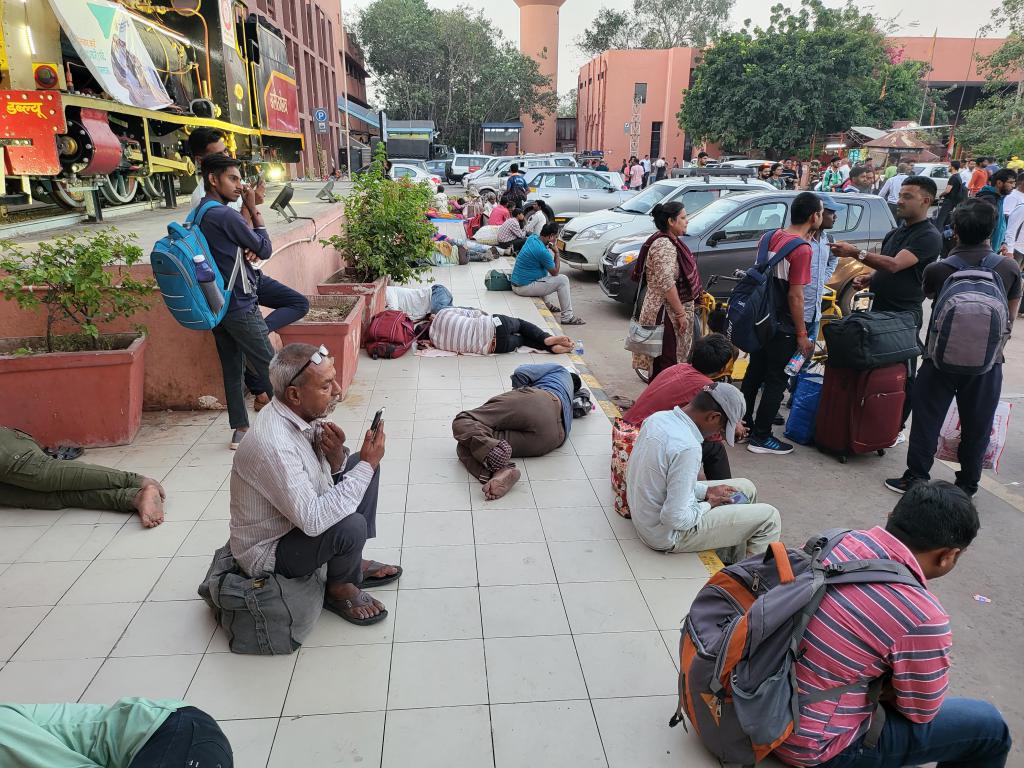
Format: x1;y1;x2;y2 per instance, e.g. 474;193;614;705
0;0;303;210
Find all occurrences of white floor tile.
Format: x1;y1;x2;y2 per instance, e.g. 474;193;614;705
472;507;545;544
199;490;231;520
603;508;639;540
378;483;408;514
397;545;477;589
404;482;472;513
186;652;297;719
560;580;658;634
268;711;384;768
161;463;231;492
0;606;50;661
592;695;719;768
394;587;481;642
476;542;555;586
618;540;711;580
112;600;216;657
372;513;405;548
638;579;705;631
522;455;588;482
302;601;397;647
480;584;570;638
388;639;487;709
283;643;391;715
146;556;209;602
0;526;49;562
60;558;168;605
539;506;616;542
99;520;195;560
408;457;467;484
0;561;89;607
218;718;278;768
0;658;102;703
0;509;62;527
574;631;679;699
413;418;459;438
402;510;473;546
492;700;608;768
485;635;588;703
80;653;202;703
382;705;493;768
548;540;633;583
162;490;217;521
530;479;600;507
176;519;230;557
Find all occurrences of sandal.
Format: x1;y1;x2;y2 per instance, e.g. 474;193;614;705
253;393;270;412
362;561;403;588
324;590;389;626
544;302;561;314
561;315;586;326
44;445;84;460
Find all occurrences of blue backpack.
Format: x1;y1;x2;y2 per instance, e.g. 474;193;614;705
150;201;243;330
726;229;808;353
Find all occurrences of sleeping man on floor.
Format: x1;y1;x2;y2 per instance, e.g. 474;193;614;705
452;363;591;499
424;307;573;355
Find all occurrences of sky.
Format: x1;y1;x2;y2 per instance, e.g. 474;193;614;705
343;0;1006;96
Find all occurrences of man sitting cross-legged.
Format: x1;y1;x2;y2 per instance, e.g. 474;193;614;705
230;343;399;626
626;382;781;564
0;426;165;527
453;363;586;500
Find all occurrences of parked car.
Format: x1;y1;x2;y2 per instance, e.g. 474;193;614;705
558;173;775;272
718;159;770;169
467;154;578;196
598;191;897;311
463;156;505;187
425;159;449;178
389;157;429;170
522;168;637;223
390;163;442;186
912;162;951;197
446;154;492;183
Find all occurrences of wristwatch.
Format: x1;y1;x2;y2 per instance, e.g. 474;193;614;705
856;249;868;262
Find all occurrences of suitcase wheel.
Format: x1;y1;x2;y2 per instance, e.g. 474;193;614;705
838;455;848;464
877;449;885;457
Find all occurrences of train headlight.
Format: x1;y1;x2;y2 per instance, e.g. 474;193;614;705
266;165;285;182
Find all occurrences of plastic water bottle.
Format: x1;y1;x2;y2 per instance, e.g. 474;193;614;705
193;254;224;314
784;351;805;376
574;339;584;355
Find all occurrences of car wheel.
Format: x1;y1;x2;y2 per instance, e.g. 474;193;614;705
838;282;858;316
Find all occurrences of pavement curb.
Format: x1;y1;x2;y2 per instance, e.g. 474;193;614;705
532;299;724;576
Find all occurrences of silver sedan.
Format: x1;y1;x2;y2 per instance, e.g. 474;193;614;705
525;169;637;223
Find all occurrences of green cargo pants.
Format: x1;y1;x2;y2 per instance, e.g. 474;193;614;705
0;428;143;512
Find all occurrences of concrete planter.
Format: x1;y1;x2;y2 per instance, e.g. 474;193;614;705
316;271;388;334
276;295;364;400
0;334;147;447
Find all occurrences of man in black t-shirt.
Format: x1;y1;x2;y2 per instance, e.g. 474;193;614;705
885;199;1021;497
831;176;943;437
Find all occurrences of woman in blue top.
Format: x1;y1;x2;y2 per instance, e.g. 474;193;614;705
510;223;586;325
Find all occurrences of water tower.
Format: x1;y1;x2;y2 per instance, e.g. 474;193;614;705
514;0;565;153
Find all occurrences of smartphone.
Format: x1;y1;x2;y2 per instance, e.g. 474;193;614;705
729;491;749;505
250;171;263;187
370;407;385;436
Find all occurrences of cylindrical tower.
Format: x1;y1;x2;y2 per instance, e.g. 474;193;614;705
514;0;566;154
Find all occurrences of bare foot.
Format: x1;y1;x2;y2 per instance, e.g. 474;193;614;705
482;466;521;500
133;484;165;528
140;476;165;501
550;344;573;354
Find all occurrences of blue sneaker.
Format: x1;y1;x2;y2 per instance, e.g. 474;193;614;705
747;435;794;455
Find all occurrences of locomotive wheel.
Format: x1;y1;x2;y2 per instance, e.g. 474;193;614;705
140;176;161;200
45;180;87;210
99;173;140;205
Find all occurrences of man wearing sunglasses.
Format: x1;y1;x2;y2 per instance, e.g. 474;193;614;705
229;344;397;626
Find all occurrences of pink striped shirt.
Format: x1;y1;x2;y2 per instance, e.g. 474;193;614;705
775;527;951;766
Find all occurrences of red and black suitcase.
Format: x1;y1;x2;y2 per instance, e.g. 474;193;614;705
814;363;906;463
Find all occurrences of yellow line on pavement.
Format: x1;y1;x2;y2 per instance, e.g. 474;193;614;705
938;460;1024;513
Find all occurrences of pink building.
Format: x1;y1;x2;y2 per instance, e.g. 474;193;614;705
515;0;566;153
577;47;701;167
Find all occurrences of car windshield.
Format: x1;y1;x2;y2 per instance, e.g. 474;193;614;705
616;182;677;213
684;197;747;237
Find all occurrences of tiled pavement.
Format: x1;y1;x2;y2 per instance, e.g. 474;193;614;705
0;261;742;767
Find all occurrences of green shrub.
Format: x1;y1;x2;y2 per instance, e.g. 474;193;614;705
322;143;435;283
0;228;154;353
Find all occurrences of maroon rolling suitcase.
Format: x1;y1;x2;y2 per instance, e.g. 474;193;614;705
814;363;906;463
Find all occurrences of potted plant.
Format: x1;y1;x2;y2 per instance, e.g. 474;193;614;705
276;294;366;400
319;143;436;331
0;228;154;447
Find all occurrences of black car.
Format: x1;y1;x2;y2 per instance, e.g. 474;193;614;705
598;191;896;312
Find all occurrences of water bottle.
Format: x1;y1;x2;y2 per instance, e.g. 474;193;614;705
193;254;224;314
574;339;584;355
784;351;805;377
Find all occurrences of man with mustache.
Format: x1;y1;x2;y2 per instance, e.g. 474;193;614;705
229;344;397;626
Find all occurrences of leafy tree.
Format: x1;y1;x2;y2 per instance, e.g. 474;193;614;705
956;94;1024;157
355;0;557;150
677;0;928;154
577;0;733;57
558;89;578;118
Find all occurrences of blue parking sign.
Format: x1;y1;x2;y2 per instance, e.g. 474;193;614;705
313;108;328;122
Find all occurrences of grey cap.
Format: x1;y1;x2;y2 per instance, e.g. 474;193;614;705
704;382;745;446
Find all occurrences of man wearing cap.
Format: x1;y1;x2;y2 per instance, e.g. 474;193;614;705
626;382;782;564
806;194;841;339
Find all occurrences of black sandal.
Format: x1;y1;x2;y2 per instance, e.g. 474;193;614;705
362;561;402;588
324;590;388;626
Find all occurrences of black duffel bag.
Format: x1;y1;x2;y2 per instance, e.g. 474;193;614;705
822;310;920;369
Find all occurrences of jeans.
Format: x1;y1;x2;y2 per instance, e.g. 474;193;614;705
430;284;454;313
274;453;379;585
741;330;797;438
0;427;142;512
512;274;575;320
212;306;275;429
817;698;1010;768
905;360;1002;492
243;274;309;393
128;706;233;768
493;314;550;353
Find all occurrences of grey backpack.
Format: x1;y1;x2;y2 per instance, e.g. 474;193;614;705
670;530;920;767
926;253;1010;376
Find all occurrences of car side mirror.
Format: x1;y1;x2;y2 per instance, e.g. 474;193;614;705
605;186;616;193
707;231;726;246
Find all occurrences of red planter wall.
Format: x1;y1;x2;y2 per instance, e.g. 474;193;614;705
276;295;365;400
317;273;388;335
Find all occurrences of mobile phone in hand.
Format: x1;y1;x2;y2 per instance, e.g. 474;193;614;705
370;407;385;436
729;491;749;505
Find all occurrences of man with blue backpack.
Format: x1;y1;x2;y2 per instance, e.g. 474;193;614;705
885;198;1021;497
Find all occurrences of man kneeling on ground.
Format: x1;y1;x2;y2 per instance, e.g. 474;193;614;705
0;426;164;527
426;306;573;355
775;481;1011;768
453;363;587;500
229;344;400;626
626;383;781;564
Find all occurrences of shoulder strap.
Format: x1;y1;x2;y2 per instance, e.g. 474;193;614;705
819;557;921;588
756;230;807;273
187;199;221;227
980;252;1005;270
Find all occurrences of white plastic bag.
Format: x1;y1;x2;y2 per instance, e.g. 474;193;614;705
935;401;1012;472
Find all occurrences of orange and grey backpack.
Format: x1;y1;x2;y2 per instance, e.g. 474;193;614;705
670;530;919;767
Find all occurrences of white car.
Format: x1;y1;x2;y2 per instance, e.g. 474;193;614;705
463;156;505;188
912;163;951;197
446;154;492;182
467;154;577;197
558;175;775;271
718;159;770;169
391;163;442;187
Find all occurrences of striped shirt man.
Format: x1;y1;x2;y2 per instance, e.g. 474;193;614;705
428;307;495;355
229;398;375;576
775;526;951;766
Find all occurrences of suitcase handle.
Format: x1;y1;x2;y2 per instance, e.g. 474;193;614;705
851;291;875;312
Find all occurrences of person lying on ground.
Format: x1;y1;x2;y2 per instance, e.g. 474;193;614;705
511;223;586;325
0;698;233;768
611;333;741;519
0;426;164;527
626;383;781;564
424;307;573;355
453;364;588;500
385;284;454;322
230;344;399;626
775;481;1011;768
